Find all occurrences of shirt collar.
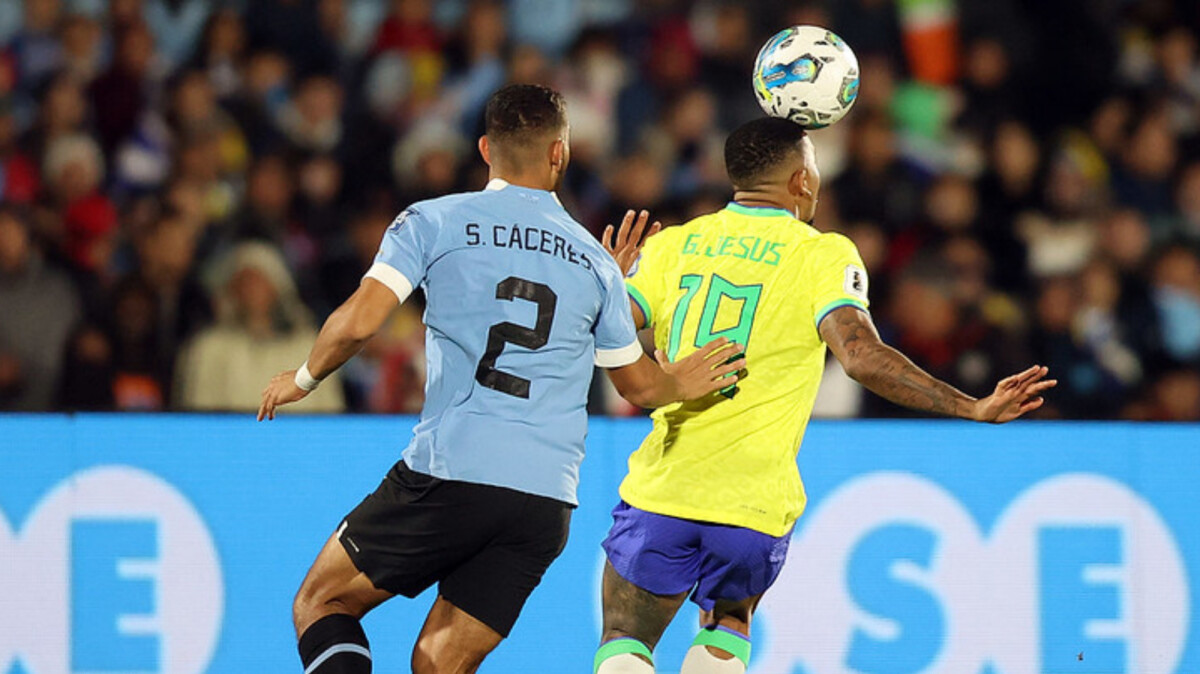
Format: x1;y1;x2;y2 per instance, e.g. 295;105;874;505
725;201;796;219
484;178;564;207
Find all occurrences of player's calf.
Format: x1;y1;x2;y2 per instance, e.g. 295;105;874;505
294;530;393;672
410;596;503;674
298;613;372;673
680;626;751;673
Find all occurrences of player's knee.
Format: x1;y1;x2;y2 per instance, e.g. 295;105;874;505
292;579;353;635
292;583;321;633
411;632;485;674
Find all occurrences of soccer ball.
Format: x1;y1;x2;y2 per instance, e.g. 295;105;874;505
752;26;860;129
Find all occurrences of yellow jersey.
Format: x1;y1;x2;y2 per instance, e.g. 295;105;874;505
621;202;869;536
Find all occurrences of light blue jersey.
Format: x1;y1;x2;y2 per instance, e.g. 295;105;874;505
363;179;642;505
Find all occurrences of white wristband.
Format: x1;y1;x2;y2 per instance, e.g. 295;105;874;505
294;362;322;391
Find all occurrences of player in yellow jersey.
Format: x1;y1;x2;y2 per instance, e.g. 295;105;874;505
591;118;1057;674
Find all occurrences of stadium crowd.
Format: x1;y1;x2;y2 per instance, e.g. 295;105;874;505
0;0;1198;420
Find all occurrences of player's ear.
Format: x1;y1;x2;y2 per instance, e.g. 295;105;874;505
791;167;813;199
478;136;492;166
549;138;565;170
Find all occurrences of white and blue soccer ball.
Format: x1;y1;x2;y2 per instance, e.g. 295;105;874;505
753;25;860;129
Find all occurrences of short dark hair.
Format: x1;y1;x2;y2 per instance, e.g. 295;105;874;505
724;117;809;189
484;84;567;142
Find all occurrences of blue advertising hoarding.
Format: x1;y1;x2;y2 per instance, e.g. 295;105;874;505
0;415;1196;673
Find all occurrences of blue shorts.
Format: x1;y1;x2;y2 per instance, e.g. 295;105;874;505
600;501;791;611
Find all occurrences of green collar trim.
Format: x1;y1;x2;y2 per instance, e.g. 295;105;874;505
726;201;794;219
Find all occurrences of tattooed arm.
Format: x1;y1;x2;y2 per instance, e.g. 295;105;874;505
818;306;1056;423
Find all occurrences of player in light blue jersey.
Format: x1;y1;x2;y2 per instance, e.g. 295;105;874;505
257;85;744;674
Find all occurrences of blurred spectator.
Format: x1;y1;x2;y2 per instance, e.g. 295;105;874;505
188;9;246;99
10;0;64;95
58;13;103;84
19;71;88;164
693;2;760;130
1147;369;1200;421
295;153;345;247
392;116;467;205
1018;138;1107;279
615;15;699;154
142;0;212;72
832;109;922;235
58;323;114;410
1173;161;1200;241
1157;26;1200;136
230;153;296;246
0;96;40;204
0;206;80;410
224;49;290;156
960;36;1023;132
1029;273;1123;418
1150;244;1200;365
640;86;724;200
175;241;343;412
245;0;339;78
131;212;212;375
372;0;441;57
1088;96;1133;163
167;69;248;173
42;133;118;277
866;255;1024;415
89;20;156;156
1112;113;1178;220
439;0;506;133
278;74;344;154
58;275;178;412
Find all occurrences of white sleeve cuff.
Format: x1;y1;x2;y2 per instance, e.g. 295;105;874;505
595;340;644;368
363;261;415;303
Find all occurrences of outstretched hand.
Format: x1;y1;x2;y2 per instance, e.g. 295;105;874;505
603;209;661;277
657;338;746;402
257;370;310;421
972;365;1057;423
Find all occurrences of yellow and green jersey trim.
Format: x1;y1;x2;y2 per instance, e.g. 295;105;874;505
815;297;868;329
724;202;794;218
626;283;653;326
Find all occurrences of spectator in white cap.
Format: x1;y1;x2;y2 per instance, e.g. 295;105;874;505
175;241;344;412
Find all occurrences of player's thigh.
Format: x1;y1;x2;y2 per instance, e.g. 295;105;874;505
691;521;789;635
437;490;572;639
601;560;689;649
293;530;394;636
411;595;504;674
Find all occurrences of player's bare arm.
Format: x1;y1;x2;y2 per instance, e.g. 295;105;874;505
819;305;1056;423
258;278;399;421
601;207;744;408
603;209;661;277
607;339;745;409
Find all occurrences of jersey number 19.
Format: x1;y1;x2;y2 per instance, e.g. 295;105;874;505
668;274;759;397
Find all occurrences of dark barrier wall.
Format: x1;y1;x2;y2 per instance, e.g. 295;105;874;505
0;415;1196;673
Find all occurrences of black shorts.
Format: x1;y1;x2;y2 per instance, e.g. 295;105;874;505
338;461;572;637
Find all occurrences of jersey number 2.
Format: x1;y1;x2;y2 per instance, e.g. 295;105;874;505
475;277;558;399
